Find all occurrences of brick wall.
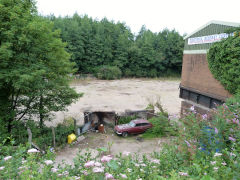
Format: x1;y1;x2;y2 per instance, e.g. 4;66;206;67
181;54;231;100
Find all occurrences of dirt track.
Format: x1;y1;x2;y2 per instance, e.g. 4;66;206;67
47;78;181;127
55;127;172;165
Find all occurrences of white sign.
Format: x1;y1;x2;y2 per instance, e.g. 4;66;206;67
188;33;231;45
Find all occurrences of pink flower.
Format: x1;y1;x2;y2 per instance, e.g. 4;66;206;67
4;156;12;161
135;163;140;167
214;127;218;134
92;167;104;173
94;162;102;167
123;151;131;156
51;168;58;173
140;163;146;167
84;161;95;168
202;114;207;120
229;137;236;142
120;174;127;178
179;172;188;176
213;167;218;171
105;173;114;179
233;118;236;123
210;161;216;165
0;166;4;170
151;159;160;164
44;160;53;165
184;140;191;147
27;148;40;153
83;170;88;175
221;162;227;166
101;155;112;163
236;119;239;125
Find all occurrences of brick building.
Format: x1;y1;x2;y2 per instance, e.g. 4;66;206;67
180;20;240;115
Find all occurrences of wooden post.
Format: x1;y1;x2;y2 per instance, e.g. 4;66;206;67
52;127;56;148
73;118;78;135
27;128;32;147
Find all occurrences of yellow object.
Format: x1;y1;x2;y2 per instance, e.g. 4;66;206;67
68;133;76;144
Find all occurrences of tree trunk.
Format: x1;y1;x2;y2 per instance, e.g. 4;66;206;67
39;95;44;129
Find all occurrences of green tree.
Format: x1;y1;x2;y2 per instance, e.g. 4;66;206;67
0;0;80;133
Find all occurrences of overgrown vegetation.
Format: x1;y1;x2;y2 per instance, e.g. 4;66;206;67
143;113;178;138
94;65;122;80
1;95;240;179
208;29;240;94
117;115;138;125
50;14;184;78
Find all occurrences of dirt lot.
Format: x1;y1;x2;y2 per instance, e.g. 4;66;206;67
55;127;172;165
47;78;181;127
54;78;180;165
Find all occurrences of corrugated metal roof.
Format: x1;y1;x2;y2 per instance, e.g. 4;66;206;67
184;20;240;40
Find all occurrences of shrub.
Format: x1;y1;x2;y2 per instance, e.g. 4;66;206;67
117;115;137;125
95;65;122;80
208;31;240;94
143;113;178;138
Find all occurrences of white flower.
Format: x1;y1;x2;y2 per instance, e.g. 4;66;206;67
123;151;131;156
210;161;216;165
105;173;114;179
92;167;104;173
214;152;222;157
44;160;53;165
0;166;5;170
151;159;160;164
120;173;127;178
230;152;236;157
27;148;40;153
127;168;132;172
213;167;218;171
221;162;227;166
63;171;69;176
84;161;95;168
22;160;27;164
94;162;102;167
18;166;25;170
51;168;58;173
179;172;189;176
141;163;146;167
135;163;140;167
140;169;144;172
101;155;112;163
4;156;12;161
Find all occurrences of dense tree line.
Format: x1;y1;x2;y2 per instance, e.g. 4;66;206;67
49;14;184;78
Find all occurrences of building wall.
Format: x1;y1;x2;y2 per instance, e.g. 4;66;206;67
181;53;231;100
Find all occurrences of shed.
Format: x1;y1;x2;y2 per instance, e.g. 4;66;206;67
179;20;240;115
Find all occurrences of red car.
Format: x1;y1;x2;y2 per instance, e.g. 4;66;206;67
114;119;153;137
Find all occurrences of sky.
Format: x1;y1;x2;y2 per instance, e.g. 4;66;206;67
36;0;240;36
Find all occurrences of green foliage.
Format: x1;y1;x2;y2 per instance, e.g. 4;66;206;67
0;0;80;135
95;65;122;80
117;115;137;125
143;113;178;138
207;30;240;94
1;96;240;179
51;15;184;78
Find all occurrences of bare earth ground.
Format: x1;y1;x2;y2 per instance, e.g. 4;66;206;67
47;78;182;127
55;127;172;165
53;78;181;165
